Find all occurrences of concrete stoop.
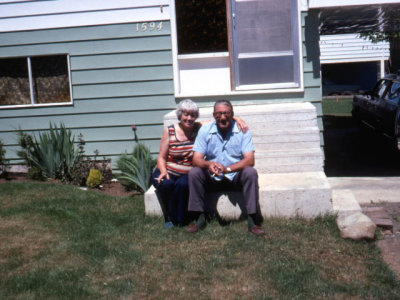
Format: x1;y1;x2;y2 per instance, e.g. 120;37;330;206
145;102;333;219
145;171;333;220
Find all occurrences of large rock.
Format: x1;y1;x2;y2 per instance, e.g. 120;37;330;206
336;212;377;240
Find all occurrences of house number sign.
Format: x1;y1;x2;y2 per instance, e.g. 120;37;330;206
136;22;163;32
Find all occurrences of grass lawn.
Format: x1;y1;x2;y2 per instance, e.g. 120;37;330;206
322;97;353;117
1;182;399;299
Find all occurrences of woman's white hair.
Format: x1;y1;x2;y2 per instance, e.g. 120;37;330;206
176;99;199;120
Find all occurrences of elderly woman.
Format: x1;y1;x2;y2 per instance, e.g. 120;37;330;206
151;99;247;228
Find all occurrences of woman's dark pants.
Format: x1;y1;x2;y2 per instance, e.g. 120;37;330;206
151;168;189;225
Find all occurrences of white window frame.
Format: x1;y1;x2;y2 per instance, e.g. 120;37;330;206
170;0;304;98
0;54;73;109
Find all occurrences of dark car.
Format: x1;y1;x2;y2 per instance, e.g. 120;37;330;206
352;73;400;150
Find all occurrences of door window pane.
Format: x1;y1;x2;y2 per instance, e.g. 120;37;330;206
231;0;300;88
236;0;292;53
176;0;228;54
0;58;30;106
238;56;294;85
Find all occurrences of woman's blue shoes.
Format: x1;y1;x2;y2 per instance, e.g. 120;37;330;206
164;221;174;229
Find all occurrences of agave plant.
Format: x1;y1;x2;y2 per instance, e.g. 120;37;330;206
116;143;156;193
17;123;80;181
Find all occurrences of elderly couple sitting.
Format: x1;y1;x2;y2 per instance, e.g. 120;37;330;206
150;99;264;236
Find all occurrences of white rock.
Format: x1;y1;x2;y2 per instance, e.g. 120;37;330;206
336;212;376;240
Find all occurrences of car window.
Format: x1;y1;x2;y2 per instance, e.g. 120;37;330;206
384;81;400;102
372;79;391;99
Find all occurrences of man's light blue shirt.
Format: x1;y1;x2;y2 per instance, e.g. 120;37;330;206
193;120;255;181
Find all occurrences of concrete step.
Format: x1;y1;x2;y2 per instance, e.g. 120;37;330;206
248;119;318;130
252;127;320;151
255;148;324;173
332;189;362;216
144;171;333;220
164;102;318;127
253;141;321;152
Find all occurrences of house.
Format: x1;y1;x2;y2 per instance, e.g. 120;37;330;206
0;0;323;172
2;0;400;167
0;0;175;171
320;33;389;95
2;0;399;216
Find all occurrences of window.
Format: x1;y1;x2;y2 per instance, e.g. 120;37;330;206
0;55;71;107
372;79;390;99
384;81;400;101
173;0;302;96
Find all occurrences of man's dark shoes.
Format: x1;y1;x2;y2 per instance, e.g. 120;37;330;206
248;225;265;236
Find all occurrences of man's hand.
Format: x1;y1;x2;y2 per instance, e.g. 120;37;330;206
208;161;225;176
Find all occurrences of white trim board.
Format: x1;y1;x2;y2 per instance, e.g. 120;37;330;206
309;0;400;8
0;0;170;32
0;0;170;17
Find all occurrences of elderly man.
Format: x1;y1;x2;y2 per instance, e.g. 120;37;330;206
186;100;264;236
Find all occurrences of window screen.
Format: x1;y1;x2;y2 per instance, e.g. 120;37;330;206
230;0;300;88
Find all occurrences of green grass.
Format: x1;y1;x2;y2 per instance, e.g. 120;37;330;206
1;182;399;299
322;97;353;116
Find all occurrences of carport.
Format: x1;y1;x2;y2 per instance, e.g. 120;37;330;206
311;0;400;72
311;0;400;180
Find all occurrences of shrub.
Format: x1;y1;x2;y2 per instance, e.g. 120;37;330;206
86;169;103;188
17;123;79;181
116;143;156;193
27;166;46;181
71;135;112;186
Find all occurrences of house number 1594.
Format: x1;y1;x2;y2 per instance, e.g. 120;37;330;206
136;22;163;32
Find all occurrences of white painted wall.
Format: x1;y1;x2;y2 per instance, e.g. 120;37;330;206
0;0;170;32
320;34;389;64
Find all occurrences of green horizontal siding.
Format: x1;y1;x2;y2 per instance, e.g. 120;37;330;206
5;139;161;161
72;80;173;99
0;35;172;58
70;51;172;70
1;124;165;145
303;71;321;88
0;22;171;47
0;95;175;118
0;110;172;131
71;65;173;84
0;18;175;166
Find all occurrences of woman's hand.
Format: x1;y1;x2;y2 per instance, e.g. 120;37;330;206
234;116;249;133
156;171;170;183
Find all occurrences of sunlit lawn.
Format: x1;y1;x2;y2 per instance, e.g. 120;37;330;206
1;182;399;299
322;96;353;117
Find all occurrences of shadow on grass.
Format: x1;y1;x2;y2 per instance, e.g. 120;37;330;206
323;115;400;177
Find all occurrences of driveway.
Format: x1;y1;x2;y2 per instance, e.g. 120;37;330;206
323;115;400;279
323;115;400;203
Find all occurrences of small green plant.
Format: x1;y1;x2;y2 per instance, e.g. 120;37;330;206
116;143;156;193
86;169;103;188
17;123;79;181
27;166;46;181
71;135;112;186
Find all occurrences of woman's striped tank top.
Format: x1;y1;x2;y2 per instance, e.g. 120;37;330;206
166;123;199;176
